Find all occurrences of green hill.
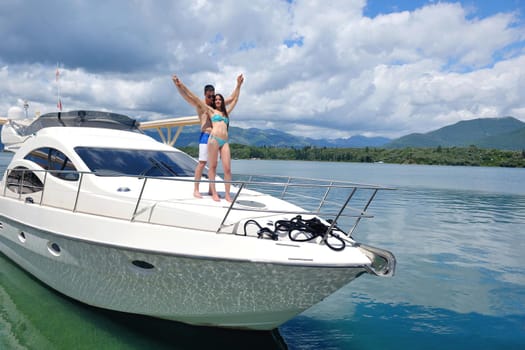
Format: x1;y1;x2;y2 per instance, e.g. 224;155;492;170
476;127;525;150
386;117;525;150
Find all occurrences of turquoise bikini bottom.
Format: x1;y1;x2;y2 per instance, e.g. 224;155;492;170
209;135;228;148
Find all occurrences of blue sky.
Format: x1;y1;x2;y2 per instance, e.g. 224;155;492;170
1;0;524;139
365;0;524;19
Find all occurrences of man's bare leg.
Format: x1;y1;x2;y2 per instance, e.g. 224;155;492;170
194;161;206;198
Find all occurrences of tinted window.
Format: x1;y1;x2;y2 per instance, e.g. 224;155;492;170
74;147;199;177
6;166;44;194
24;147;79;181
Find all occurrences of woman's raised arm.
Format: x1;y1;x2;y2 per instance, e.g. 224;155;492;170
226;74;244;115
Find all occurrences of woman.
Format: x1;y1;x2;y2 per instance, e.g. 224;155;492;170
172;74;243;202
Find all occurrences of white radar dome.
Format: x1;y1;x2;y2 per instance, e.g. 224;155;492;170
7;106;24;119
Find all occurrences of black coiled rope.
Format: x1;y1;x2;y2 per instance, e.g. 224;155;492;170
243;215;346;251
244;219;279;240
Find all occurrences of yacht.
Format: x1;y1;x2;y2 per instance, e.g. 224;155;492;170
0;110;395;330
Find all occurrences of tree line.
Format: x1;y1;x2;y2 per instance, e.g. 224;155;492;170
179;144;525;168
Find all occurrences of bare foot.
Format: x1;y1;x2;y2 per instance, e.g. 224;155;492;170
212;194;221;202
193;191;203;198
225;196;233;202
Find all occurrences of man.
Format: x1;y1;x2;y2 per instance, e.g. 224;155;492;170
174;74;244;197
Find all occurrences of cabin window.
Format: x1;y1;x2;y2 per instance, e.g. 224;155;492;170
24;147;79;181
6;166;44;194
74;147;200;177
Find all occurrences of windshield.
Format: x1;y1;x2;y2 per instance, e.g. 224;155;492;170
75;147;201;177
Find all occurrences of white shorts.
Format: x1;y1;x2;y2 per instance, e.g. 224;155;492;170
198;143;208;162
198;131;209;162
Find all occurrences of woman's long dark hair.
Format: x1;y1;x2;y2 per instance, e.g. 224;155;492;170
215;93;228;117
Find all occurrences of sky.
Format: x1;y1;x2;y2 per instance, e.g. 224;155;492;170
1;0;525;139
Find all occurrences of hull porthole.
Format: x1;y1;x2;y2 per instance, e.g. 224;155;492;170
131;260;155;270
18;232;27;243
47;242;62;256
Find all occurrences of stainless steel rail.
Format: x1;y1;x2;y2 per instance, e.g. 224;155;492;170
2;168;394;238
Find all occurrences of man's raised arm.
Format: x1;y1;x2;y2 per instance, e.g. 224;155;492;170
172;74;209;115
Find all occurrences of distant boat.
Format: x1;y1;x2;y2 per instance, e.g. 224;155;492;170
0;110;395;330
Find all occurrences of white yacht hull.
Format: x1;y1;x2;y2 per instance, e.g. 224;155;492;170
0;111;396;330
0;213;365;330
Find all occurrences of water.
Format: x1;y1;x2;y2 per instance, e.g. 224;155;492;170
1;154;525;349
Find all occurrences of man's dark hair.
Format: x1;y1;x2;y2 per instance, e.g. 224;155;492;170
204;85;215;93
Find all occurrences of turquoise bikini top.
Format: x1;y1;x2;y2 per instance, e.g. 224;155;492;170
211;114;229;125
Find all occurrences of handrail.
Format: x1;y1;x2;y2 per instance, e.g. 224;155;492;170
324;187;357;240
132;177;148;221
73;172;84;212
1;167;394;240
217;182;246;233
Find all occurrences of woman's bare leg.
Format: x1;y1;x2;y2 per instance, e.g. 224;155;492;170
221;144;232;202
207;140;221;201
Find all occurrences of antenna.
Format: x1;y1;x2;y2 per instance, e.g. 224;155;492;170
23;100;29;118
56;63;63;111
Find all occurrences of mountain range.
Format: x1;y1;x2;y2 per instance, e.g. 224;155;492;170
164;116;524;150
159;126;392;148
385;116;525;150
1;116;523;151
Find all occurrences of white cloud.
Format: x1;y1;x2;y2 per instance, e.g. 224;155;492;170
1;0;524;140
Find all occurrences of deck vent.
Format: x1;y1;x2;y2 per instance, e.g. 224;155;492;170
18;232;26;243
235;200;266;209
47;242;62;256
131;260;155;270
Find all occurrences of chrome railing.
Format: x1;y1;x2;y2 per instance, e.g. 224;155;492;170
2;168;394;237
